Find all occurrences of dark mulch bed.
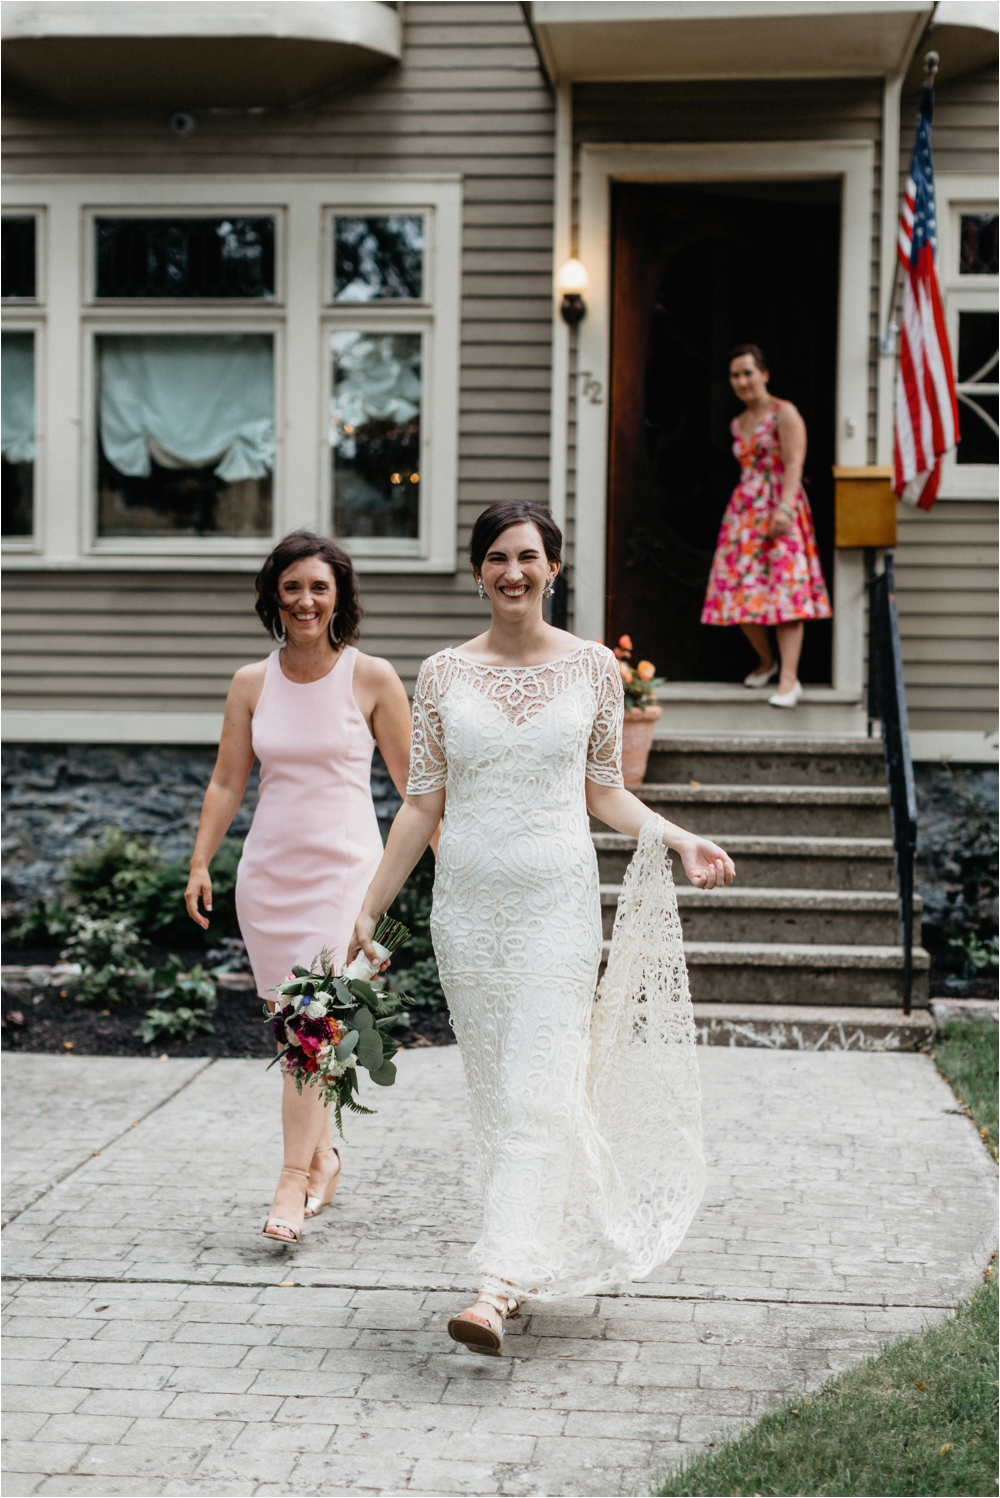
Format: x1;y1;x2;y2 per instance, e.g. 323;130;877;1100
1;950;456;1059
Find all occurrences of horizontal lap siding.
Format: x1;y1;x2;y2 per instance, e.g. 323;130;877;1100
894;502;999;732
892;66;999;735
1;1;555;711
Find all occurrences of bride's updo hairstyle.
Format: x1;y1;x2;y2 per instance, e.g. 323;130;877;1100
469;500;562;573
255;530;362;646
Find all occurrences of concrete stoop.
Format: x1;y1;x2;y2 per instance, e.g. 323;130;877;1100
692;1003;933;1051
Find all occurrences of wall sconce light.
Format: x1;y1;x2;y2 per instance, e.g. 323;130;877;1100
557;258;588;326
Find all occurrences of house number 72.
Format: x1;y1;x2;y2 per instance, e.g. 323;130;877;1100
579;371;604;405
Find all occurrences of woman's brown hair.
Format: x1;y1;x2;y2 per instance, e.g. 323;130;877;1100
729;342;769;374
469;501;562;573
254;531;362;646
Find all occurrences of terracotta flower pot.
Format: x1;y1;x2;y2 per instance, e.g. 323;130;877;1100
621;703;663;787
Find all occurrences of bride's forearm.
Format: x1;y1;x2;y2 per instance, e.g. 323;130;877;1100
586;784;695;850
359;794;443;920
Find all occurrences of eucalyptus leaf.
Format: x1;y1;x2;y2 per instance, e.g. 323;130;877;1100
370;1059;397;1087
332;978;352;1003
334;1030;359;1061
351;980;377;1005
291;965;311;977
356;1030;384;1071
353;1008;374;1033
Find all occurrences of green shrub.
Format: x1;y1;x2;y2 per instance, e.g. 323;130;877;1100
135;955;218;1045
13;897;74;947
62;912;147;1005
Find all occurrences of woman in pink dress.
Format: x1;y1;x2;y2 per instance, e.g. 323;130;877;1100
185;531;411;1245
701;344;831;708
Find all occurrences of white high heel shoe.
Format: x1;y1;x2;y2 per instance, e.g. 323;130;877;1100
744;662;779;688
448;1290;521;1356
304;1144;341;1218
768;681;802;709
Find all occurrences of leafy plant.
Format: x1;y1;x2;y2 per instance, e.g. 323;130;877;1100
613;633;664;709
946;931;999;983
12;897;74;947
136;1005;216;1045
135;955;218;1045
387;849;447;1010
62;912;147;1005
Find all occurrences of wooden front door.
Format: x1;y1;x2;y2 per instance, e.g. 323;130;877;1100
606;180;840;683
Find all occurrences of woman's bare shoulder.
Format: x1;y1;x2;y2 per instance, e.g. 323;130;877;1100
776;398;804;425
229;658;269;706
354;651;405;691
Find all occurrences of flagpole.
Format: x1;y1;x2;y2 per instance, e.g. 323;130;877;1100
878;51;939;358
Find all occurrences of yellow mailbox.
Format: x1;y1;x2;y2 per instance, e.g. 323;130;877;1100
833;465;898;548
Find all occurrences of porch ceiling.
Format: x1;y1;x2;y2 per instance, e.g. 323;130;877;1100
529;1;934;81
0;0;401;109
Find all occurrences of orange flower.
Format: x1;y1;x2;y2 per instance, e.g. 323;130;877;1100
636;660;656;682
618;634;633;652
619;661;634;684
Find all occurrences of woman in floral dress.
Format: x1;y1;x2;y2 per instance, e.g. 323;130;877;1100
701;344;831;708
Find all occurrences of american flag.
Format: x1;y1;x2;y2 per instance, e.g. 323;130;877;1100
893;84;960;510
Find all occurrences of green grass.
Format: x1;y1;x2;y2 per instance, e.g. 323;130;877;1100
932;1020;999;1159
654;1271;998;1497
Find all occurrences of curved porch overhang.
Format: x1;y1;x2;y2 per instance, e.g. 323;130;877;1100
529;1;941;81
1;0;402;109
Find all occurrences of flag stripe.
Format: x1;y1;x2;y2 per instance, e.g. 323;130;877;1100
893;87;960;510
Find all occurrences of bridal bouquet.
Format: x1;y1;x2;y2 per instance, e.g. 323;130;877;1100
268;915;411;1135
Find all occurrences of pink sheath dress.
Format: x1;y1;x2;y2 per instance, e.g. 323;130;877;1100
701;401;832;627
235;647;385;999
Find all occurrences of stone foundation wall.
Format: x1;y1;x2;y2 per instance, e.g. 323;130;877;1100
1;744;402;916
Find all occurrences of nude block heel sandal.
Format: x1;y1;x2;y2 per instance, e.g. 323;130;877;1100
305;1144;342;1218
448;1291;521;1356
262;1166;309;1244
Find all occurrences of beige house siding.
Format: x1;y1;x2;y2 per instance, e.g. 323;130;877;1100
891;64;999;738
1;1;555;708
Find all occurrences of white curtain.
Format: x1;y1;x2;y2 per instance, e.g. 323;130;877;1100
329;331;421;456
2;333;36;465
99;334;275;482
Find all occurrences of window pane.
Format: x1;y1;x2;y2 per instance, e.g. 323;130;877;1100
1;331;35;536
330;331;421;538
955;311;999;467
959;214;999;275
334;216;423;302
2;218;36;300
95;218;275;298
97;333;274;536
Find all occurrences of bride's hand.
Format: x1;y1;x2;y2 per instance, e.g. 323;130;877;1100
347;909;390;972
674;835;736;890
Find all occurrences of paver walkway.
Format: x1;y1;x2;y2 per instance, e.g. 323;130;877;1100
2;1047;996;1497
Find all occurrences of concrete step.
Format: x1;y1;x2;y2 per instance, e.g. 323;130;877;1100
600;939;930;1007
652;682;865;735
613;784;892;838
692;1004;933;1051
593;832;896;890
648;734;885;788
599;885;919;946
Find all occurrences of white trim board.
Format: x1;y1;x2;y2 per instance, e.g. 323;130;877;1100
573;139;876;700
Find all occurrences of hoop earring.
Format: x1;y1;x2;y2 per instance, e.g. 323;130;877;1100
544;579;556;598
328;611;339;647
272;619;287;644
477;579;485;600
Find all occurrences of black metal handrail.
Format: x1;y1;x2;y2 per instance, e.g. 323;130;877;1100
867;553;918;1014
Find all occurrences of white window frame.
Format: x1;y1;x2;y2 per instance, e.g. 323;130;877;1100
1;176;462;573
936;175;998;501
2;208;46;551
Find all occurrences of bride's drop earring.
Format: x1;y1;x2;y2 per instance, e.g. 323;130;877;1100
477;579;485;600
544;578;556;598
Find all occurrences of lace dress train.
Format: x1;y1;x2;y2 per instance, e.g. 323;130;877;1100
407;642;704;1301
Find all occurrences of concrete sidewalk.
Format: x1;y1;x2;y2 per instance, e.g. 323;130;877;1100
2;1045;996;1497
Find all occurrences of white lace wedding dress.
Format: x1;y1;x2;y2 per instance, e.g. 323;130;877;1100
407;641;705;1301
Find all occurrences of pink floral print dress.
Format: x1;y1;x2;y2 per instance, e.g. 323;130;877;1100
701;401;832;627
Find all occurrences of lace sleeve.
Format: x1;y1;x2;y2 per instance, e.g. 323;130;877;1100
586;645;625;787
406;654;448;795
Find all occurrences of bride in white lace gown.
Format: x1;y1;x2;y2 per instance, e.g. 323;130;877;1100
350;501;735;1354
